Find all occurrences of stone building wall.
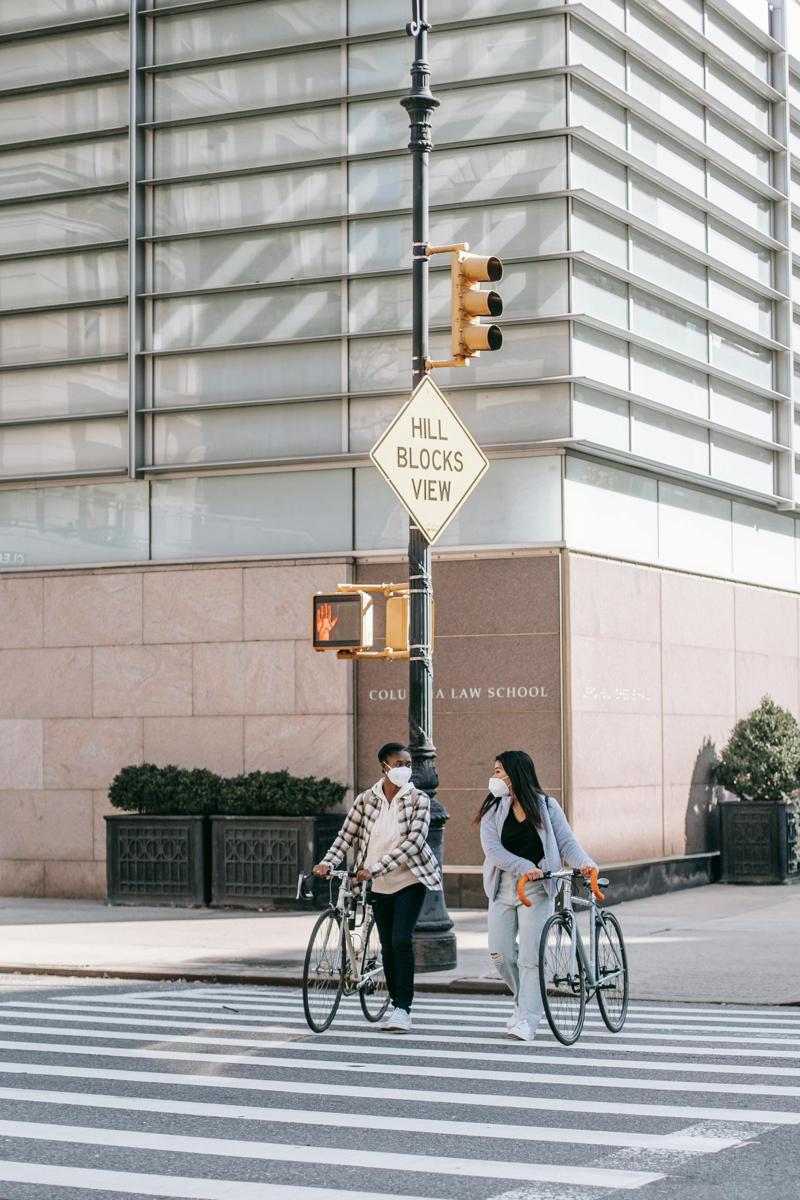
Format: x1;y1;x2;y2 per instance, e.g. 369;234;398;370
0;559;353;898
568;552;800;865
356;551;564;866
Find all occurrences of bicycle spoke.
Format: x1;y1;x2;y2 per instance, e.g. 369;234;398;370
302;910;344;1032
595;911;629;1033
359;916;390;1023
539;912;586;1045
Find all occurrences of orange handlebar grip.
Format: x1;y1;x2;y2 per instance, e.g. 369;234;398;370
589;868;605;902
517;877;533;907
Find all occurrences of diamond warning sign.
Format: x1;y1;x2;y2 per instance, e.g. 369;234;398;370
369;375;489;544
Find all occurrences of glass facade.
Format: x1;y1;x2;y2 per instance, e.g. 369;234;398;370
1;0;800;589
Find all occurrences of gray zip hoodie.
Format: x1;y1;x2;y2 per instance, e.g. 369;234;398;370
480;793;596;901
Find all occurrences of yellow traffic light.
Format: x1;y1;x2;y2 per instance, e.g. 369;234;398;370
425;242;503;368
452;250;503;361
386;594;435;654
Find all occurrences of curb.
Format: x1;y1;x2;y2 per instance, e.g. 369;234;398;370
0;963;797;1005
0;963;509;995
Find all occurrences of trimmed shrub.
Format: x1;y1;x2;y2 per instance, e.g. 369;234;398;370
108;763;346;817
715;695;800;803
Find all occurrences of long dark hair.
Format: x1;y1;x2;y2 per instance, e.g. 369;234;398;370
475;749;545;828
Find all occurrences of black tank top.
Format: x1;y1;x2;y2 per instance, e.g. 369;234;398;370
501;806;544;865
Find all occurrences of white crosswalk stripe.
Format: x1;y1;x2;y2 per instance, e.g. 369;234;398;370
0;983;795;1200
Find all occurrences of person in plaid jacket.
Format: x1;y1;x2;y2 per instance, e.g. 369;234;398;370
313;741;441;1033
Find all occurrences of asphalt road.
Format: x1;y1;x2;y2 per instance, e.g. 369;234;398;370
0;975;796;1200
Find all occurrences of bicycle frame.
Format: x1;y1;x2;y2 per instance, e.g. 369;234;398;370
297;870;383;994
522;869;625;996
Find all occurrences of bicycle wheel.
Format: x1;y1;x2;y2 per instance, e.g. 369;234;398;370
595;910;629;1032
302;909;345;1033
359;915;390;1023
539;911;586;1045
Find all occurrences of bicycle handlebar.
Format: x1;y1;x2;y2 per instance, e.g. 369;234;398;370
295;869;371;903
517;867;606;907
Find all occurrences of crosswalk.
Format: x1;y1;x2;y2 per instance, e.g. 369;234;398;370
0;981;796;1199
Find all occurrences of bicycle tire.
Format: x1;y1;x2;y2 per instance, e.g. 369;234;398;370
302;909;345;1033
359;915;390;1023
539;911;586;1046
595;909;629;1033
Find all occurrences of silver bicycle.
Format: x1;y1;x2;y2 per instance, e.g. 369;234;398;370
518;867;629;1045
296;870;390;1033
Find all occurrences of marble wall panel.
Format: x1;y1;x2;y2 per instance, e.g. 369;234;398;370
0;790;92;860
663;782;718;858
0;861;44;897
571;712;662;790
143;716;245;777
43;718;142;790
662;713;733;787
193;641;295;716
571;785;663;863
0;720;42;789
144;567;243;643
244;562;350;641
245;713;351;786
295;640;352;716
44;860;106;899
44;573;142;647
660;573;734;649
0;647;92;718
0;578;42;648
569;555;660;642
661;643;736;717
734;651;799;718
93;644;193;717
735;586;798;658
571;635;661;714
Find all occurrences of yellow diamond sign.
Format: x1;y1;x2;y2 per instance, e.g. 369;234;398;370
369;375;489;544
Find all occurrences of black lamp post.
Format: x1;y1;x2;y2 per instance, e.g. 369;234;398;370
400;0;457;971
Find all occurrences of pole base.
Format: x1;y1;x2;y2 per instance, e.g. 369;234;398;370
414;927;458;972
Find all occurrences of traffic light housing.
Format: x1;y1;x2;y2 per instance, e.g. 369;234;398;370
452;250;503;361
385;594;435;654
426;241;503;369
310;583;428;659
312;592;373;651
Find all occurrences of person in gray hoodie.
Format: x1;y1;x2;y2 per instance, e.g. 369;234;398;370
478;749;596;1043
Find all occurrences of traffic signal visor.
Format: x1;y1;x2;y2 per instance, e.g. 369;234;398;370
313;592;373;651
452;250;503;361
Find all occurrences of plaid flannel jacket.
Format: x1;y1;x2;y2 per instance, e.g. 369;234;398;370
321;784;442;891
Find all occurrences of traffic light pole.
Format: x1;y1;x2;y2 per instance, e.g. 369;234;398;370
400;0;457;971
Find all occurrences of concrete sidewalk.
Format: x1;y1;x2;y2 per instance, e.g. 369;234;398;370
0;883;797;1004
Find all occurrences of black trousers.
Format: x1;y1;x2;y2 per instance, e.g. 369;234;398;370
370;881;426;1012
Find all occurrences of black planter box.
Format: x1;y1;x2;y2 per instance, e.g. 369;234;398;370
210;815;342;909
719;799;800;884
106;815;210;906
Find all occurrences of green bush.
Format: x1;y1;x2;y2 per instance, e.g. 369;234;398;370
108;763;346;818
715;695;800;802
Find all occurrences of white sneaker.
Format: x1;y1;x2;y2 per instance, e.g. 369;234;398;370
504;1004;520;1031
507;1018;535;1042
377;1006;397;1030
384;1007;412;1033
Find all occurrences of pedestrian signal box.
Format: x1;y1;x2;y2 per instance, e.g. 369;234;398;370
312;592;373;651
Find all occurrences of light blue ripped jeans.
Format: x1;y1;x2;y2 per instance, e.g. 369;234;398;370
488;869;553;1029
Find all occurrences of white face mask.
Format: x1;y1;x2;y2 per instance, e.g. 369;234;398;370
488;777;510;798
386;765;413;787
